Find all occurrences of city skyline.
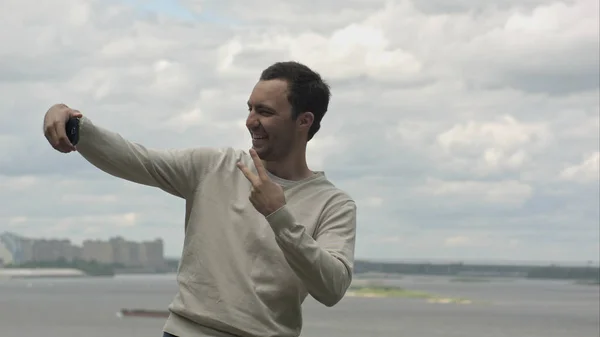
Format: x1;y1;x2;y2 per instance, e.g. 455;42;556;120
1;231;597;267
0;231;165;269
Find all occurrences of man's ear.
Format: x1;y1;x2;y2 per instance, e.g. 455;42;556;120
298;112;314;130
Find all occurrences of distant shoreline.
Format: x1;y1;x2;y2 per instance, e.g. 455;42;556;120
353;261;600;281
2;259;599;284
1;258;177;277
0;268;87;279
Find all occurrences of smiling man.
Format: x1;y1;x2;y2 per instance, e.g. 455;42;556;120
42;61;357;337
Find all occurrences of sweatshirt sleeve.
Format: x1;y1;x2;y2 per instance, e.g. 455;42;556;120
265;200;357;307
75;116;216;199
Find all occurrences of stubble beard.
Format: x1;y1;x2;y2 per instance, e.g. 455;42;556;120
255;135;296;162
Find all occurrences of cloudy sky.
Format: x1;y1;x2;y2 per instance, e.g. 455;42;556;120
1;0;598;263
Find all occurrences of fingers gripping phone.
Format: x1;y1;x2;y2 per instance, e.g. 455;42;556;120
66;117;80;146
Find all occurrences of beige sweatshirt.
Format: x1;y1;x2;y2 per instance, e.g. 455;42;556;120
75;117;357;337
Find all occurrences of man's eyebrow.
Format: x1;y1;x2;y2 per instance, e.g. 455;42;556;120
248;102;275;111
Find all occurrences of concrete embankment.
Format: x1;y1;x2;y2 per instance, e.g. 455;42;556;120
0;268;86;279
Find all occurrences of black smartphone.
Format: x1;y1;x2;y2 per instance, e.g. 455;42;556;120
66;117;80;146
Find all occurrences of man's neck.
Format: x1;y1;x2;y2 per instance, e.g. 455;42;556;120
265;152;313;181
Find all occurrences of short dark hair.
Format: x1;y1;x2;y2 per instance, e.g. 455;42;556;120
260;61;331;141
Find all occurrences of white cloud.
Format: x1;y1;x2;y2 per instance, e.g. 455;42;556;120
437;115;550;154
560;152;600;183
0;176;37;190
0;0;598;262
436;115;551;176
290;24;422;80
443;235;522;249
8;217;28;227
59;194;119;204
416;178;533;206
376;236;402;244
360;196;385;208
444;236;475;247
115;212;138;227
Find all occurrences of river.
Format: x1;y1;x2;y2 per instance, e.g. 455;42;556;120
0;274;598;337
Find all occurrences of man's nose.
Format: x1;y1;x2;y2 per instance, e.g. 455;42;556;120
246;111;259;128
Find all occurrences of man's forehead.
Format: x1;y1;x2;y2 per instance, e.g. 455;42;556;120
249;79;288;103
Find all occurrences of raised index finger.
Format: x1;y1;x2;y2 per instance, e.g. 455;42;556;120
249;148;268;180
237;161;260;185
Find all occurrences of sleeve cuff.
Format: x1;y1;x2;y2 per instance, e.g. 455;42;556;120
265;205;295;236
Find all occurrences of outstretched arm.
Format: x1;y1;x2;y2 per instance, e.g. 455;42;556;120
77;116;214;199
43;104;216;199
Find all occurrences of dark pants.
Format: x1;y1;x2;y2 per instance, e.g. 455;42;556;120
163;332;177;337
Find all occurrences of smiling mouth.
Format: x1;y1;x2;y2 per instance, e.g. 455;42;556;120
252;135;268;140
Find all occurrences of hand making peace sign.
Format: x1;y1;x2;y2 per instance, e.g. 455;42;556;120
237;149;287;217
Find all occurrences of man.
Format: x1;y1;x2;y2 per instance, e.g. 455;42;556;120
43;61;357;337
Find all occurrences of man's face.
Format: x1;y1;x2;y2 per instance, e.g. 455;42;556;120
246;79;297;161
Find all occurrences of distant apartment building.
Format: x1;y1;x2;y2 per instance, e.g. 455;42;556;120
0;234;81;263
30;238;82;262
142;238;164;268
82;240;114;264
0;232;165;269
0;232;32;264
0;240;12;266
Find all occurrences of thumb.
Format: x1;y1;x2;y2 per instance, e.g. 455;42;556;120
71;109;83;118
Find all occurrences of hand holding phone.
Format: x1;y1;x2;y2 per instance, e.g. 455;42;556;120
43;103;82;153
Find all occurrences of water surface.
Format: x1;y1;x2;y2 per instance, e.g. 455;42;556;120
0;274;597;337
